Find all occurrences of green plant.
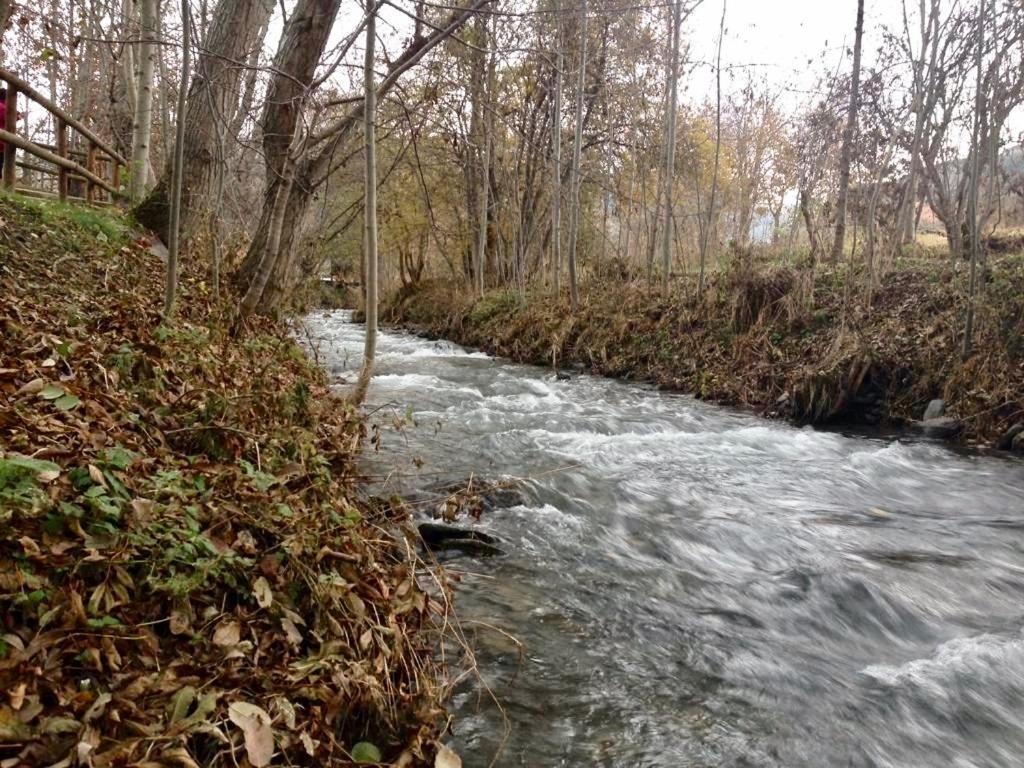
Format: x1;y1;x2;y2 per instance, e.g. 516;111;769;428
0;455;60;518
469;290;518;324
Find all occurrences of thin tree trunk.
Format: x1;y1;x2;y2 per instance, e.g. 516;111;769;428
565;0;587;311
235;156;296;331
551;0;563;295
898;0;939;246
963;0;986;360
129;0;158;202
349;2;378;405
473;13;493;296
164;0;191;318
157;0;173;163
699;0;725;296
660;0;681;294
831;0;865;263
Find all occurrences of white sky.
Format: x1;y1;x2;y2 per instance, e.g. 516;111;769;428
685;0;907;106
683;0;1023;141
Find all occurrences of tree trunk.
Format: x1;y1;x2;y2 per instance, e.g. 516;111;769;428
0;0;13;37
963;0;986;360
699;0;725;296
135;0;273;241
129;0;158;202
550;0;563;295
660;0;681;294
164;0;191;319
898;0;940;246
235;0;493;311
830;0;865;263
349;1;378;405
472;13;490;295
565;0;587;311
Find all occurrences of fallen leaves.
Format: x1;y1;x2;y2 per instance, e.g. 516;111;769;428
228;701;275;767
0;196;447;766
435;744;462;768
212;619;242;647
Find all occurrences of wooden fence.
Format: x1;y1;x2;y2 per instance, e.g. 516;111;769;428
0;67;126;204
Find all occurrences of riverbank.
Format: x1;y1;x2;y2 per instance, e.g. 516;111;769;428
0;196;447;765
383;257;1024;448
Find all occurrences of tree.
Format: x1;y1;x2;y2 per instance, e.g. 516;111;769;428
233;0;494;315
699;0;725;295
165;0;191;318
129;0;158;202
135;0;273;241
565;0;587;311
963;0;987;359
550;0;564;294
660;0;681;293
349;0;378;405
895;0;940;246
831;0;865;263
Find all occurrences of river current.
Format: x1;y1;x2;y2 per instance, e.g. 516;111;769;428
302;310;1024;768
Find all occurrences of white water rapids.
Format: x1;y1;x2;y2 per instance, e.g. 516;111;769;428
303;310;1024;768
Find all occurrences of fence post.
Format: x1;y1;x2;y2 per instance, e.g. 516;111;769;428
56;118;68;202
111;158;121;201
86;140;96;203
3;85;16;191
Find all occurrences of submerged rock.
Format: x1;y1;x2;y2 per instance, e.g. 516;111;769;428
996;423;1024;452
417;522;503;557
420;477;525;515
911;416;962;439
923;399;946;420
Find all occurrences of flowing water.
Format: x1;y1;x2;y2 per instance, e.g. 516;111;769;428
303;310;1024;768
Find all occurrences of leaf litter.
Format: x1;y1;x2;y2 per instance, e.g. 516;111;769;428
0;196;465;766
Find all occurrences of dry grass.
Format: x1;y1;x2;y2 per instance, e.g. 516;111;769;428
384;251;1024;445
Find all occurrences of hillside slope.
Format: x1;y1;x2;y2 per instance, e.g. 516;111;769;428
0;196;446;766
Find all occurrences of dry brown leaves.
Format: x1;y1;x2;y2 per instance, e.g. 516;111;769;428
0;197;452;766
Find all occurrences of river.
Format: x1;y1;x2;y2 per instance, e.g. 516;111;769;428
303;310;1024;768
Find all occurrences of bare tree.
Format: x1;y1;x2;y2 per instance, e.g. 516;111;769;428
963;0;987;359
349;0;378;405
135;0;273;241
129;0;158;202
550;0;563;294
699;0;725;295
165;0;191;318
660;0;681;293
895;0;940;246
831;0;865;263
565;0;587;311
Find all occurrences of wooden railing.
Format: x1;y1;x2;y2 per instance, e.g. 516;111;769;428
0;67;126;204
